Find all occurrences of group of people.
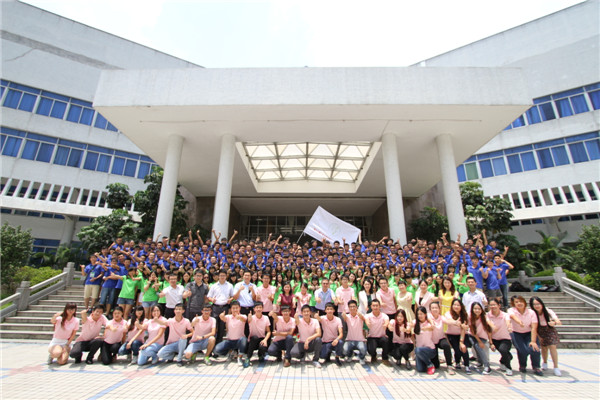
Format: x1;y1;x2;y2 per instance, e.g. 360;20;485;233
47;229;563;377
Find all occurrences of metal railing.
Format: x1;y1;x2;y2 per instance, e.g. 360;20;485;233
0;262;75;321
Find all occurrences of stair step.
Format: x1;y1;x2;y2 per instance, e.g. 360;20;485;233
557;331;600;340
547;306;598;313
557;318;600;325
48;295;86;301
558;339;600;349
555;325;600;332
38;299;85;306
0;323;54;331
0;330;53;340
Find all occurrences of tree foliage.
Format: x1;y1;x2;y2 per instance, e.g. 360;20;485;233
105;183;132;209
133;166;188;239
0;223;33;290
408;207;448;243
521;231;574;275
31;243;87;268
77;209;139;253
460;182;513;236
573;224;600;290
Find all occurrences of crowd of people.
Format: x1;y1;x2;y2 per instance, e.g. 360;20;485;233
47;229;563;377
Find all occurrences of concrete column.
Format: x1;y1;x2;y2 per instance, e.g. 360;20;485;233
59;215;76;246
381;133;407;245
212;134;236;238
435;134;468;241
153;135;184;239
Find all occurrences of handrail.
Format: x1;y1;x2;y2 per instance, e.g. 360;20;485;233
30;271;67;292
562;277;600;298
0;292;21;307
561;277;600;310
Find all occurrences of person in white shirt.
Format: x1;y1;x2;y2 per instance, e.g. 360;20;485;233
158;273;185;318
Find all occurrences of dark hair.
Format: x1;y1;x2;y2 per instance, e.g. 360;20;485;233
230;300;240;308
469;302;492;335
466;276;476;282
203;303;213;311
414;306;428;335
371;299;380;306
128;306;145;332
441;276;456;295
348;299;358;307
449;298;468;323
530;296;552;326
301;304;311;312
281;305;291;312
362;277;375;295
394;309;408;337
325;302;335;310
254;301;264;308
510;295;527;308
92;304;105;312
113;306;124;315
151;305;162;316
60;302;77;328
175;303;185;310
282;281;292;295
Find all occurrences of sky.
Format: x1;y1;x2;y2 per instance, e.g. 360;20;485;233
22;0;585;68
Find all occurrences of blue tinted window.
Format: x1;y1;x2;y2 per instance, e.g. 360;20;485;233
94;113;108;129
50;101;67;119
18;93;37;112
111;157;125;175
571;95;589;114
3;89;22;108
53;146;69;165
521;152;537;171
555;98;573;117
124;159;137;177
97;154;111;172
479;159;493;178
67;149;83;167
525;107;541;124
512;115;525;128
586;139;600;160
588;90;600;110
569;142;588;163
36;97;53;116
551;146;570;166
66;105;82;122
2;136;22;156
491;157;507;175
507;155;522;173
83;152;99;170
137;162;150;179
537;149;554;168
36;143;54;162
107;122;118;132
21;140;39;160
80;108;94;125
539;103;556;121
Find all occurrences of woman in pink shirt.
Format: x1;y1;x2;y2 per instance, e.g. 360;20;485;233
48;302;79;365
530;296;562;376
138;305;166;366
487;298;513;375
443;299;471;373
118;306;146;365
428;302;454;375
294;283;312;317
508;295;542;375
93;306;128;365
468;302;494;375
388;310;413;370
412;306;437;374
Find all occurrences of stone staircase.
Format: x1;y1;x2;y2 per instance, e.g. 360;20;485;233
1;287;599;348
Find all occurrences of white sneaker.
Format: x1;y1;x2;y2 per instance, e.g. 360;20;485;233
499;364;506;372
554;368;561;376
541;362;548;371
313;361;322;369
506;369;513;376
359;358;366;365
237;357;243;366
47;355;53;365
130;356;137;365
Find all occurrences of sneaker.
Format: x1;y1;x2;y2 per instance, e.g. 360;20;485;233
483;367;491;375
74;358;81;364
130;356;138;365
263;354;269;362
427;366;435;375
335;357;342;367
554;368;561;377
47;355;53;365
533;368;544;376
227;350;235;362
506;369;513;376
359;358;366;365
313;361;322;369
190;353;197;363
454;364;461;370
406;360;412;371
499;364;506;372
448;366;456;375
177;360;184;367
151;358;158;365
204;357;212;365
258;356;264;363
541;362;548;371
85;359;94;365
237;357;243;366
465;366;473;375
284;359;291;367
243;358;251;368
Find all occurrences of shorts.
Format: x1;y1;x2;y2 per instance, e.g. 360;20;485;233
117;297;135;305
49;338;68;348
142;301;158;308
84;284;100;299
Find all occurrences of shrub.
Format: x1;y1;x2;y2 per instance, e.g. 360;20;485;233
14;266;62;288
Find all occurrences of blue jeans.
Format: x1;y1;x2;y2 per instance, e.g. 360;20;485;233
415;347;437;372
185;339;210;354
500;284;509;308
267;336;294;361
118;340;143;356
320;339;344;359
469;335;490;368
214;337;248;356
343;340;367;360
138;343;163;365
99;287;116;305
511;331;540;370
157;339;188;362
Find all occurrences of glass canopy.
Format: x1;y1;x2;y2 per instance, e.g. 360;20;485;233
242;142;374;182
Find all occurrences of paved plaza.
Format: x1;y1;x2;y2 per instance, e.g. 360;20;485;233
0;340;598;400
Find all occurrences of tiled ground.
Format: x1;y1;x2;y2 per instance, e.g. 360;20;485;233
1;340;598;400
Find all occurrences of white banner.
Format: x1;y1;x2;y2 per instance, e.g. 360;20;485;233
303;206;360;244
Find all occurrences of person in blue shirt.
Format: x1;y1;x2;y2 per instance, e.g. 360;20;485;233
99;258;122;316
467;261;485;291
81;255;104;312
493;254;514;308
482;259;502;301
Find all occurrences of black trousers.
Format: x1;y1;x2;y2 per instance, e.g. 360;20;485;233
447;334;469;367
100;342;122;365
392;342;414;362
211;304;230;344
492;338;513;369
433;338;453;368
70;339;103;362
367;336;389;360
247;335;269;359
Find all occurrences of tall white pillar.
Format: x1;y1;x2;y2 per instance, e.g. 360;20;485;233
153;135;184;239
381;133;407;245
59;215;76;246
212;134;236;238
435;134;468;241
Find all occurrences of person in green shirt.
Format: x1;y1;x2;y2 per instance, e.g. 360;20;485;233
115;267;142;319
142;271;161;318
453;264;472;296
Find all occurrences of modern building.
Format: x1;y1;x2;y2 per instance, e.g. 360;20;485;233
1;0;598;253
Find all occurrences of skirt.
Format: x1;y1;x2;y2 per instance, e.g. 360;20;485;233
537;324;560;346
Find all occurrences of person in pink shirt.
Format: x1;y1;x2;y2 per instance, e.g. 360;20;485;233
508;295;542;375
365;299;390;363
412;306;436;374
319;303;344;366
335;275;356;316
487;298;513;375
291;305;323;368
138;305;167;366
342;300;367;365
184;303;217;365
257;274;276;316
214;301;248;366
530;296;562;376
267;306;296;367
443;299;471;373
246;302;271;364
428;302;454;374
388;309;413;370
48;302;79;365
156;303;192;366
294;283;312;317
88;306;127;365
468;302;495;375
69;305;108;364
118;305;146;365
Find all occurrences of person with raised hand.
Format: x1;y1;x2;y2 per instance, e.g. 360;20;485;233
48;302;79;365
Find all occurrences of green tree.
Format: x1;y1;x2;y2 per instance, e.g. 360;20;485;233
31;243;86;268
573;224;600;290
77;209;139;253
133;166;188;239
105;183;132;209
409;207;448;243
521;231;573;275
0;223;34;292
460;182;513;236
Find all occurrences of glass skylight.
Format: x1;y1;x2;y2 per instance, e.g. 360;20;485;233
242;142;373;182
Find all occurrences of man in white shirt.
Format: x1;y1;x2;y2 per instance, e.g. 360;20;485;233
462;276;488;314
158;273;184;318
207;269;233;343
